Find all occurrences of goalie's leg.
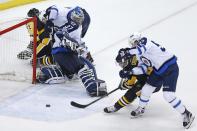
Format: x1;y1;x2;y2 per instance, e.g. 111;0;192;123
78;64;107;97
53;52;107;96
36;65;65;84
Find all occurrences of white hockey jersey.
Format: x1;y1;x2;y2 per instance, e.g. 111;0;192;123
129;37;176;75
47;5;83;45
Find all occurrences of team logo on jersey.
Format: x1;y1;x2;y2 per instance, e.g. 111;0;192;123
140;56;152;67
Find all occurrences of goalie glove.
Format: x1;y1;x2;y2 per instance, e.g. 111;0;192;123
76;42;94;63
86;52;94;63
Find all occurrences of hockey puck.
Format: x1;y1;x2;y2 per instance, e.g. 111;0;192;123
46;104;51;107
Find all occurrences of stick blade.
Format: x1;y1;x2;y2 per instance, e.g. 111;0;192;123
70;101;88;108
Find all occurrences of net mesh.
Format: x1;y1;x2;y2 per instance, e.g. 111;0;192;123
0;18;36;82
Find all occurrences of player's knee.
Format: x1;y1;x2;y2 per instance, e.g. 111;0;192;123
141;84;156;98
163;91;176;103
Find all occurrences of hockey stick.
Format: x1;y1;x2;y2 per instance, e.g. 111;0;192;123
70;87;120;108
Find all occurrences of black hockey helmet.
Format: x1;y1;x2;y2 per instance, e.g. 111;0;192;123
27;8;40;17
116;48;138;69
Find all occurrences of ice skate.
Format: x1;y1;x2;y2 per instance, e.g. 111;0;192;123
104;105;119;113
182;109;195;129
130;106;145;118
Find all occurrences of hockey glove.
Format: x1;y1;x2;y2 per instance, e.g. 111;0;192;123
119;69;133;79
76;43;94;63
86;52;94;63
44;20;54;33
119;79;133;90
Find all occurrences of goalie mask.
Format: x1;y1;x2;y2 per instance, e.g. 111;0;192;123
37;65;65;84
70;6;85;25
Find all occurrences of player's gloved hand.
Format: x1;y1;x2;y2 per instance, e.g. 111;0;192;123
119;79;133;90
119;69;132;79
86;52;94;63
44;20;54;33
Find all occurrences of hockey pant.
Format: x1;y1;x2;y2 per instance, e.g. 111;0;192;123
53;51;84;79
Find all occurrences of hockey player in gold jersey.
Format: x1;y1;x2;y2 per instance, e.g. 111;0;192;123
17;8;54;66
104;48;159;113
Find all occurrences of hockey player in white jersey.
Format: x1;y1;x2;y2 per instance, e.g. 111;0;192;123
43;5;93;62
118;32;195;129
38;5;107;97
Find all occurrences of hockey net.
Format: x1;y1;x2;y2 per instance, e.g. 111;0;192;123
0;17;37;83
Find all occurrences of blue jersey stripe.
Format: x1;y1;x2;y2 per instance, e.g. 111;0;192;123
140;98;149;103
142;44;146;52
154;56;177;75
137;46;142;55
173;100;181;108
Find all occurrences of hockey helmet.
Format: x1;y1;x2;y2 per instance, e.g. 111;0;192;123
27;8;40;17
70;6;85;25
116;48;130;68
116;48;138;69
128;32;142;47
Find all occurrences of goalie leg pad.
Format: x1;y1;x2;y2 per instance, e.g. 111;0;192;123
79;56;97;78
37;65;65;84
78;65;107;97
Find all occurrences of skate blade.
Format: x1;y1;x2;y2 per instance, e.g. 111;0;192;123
130;114;143;119
185;116;195;129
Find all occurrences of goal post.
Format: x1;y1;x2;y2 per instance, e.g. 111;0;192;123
0;17;37;84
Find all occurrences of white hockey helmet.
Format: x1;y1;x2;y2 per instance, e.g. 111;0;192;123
128;32;142;47
70;6;85;25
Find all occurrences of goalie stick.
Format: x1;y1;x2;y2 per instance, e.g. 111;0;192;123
70;79;123;108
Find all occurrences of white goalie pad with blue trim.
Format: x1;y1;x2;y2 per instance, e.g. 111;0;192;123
37;65;65;84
